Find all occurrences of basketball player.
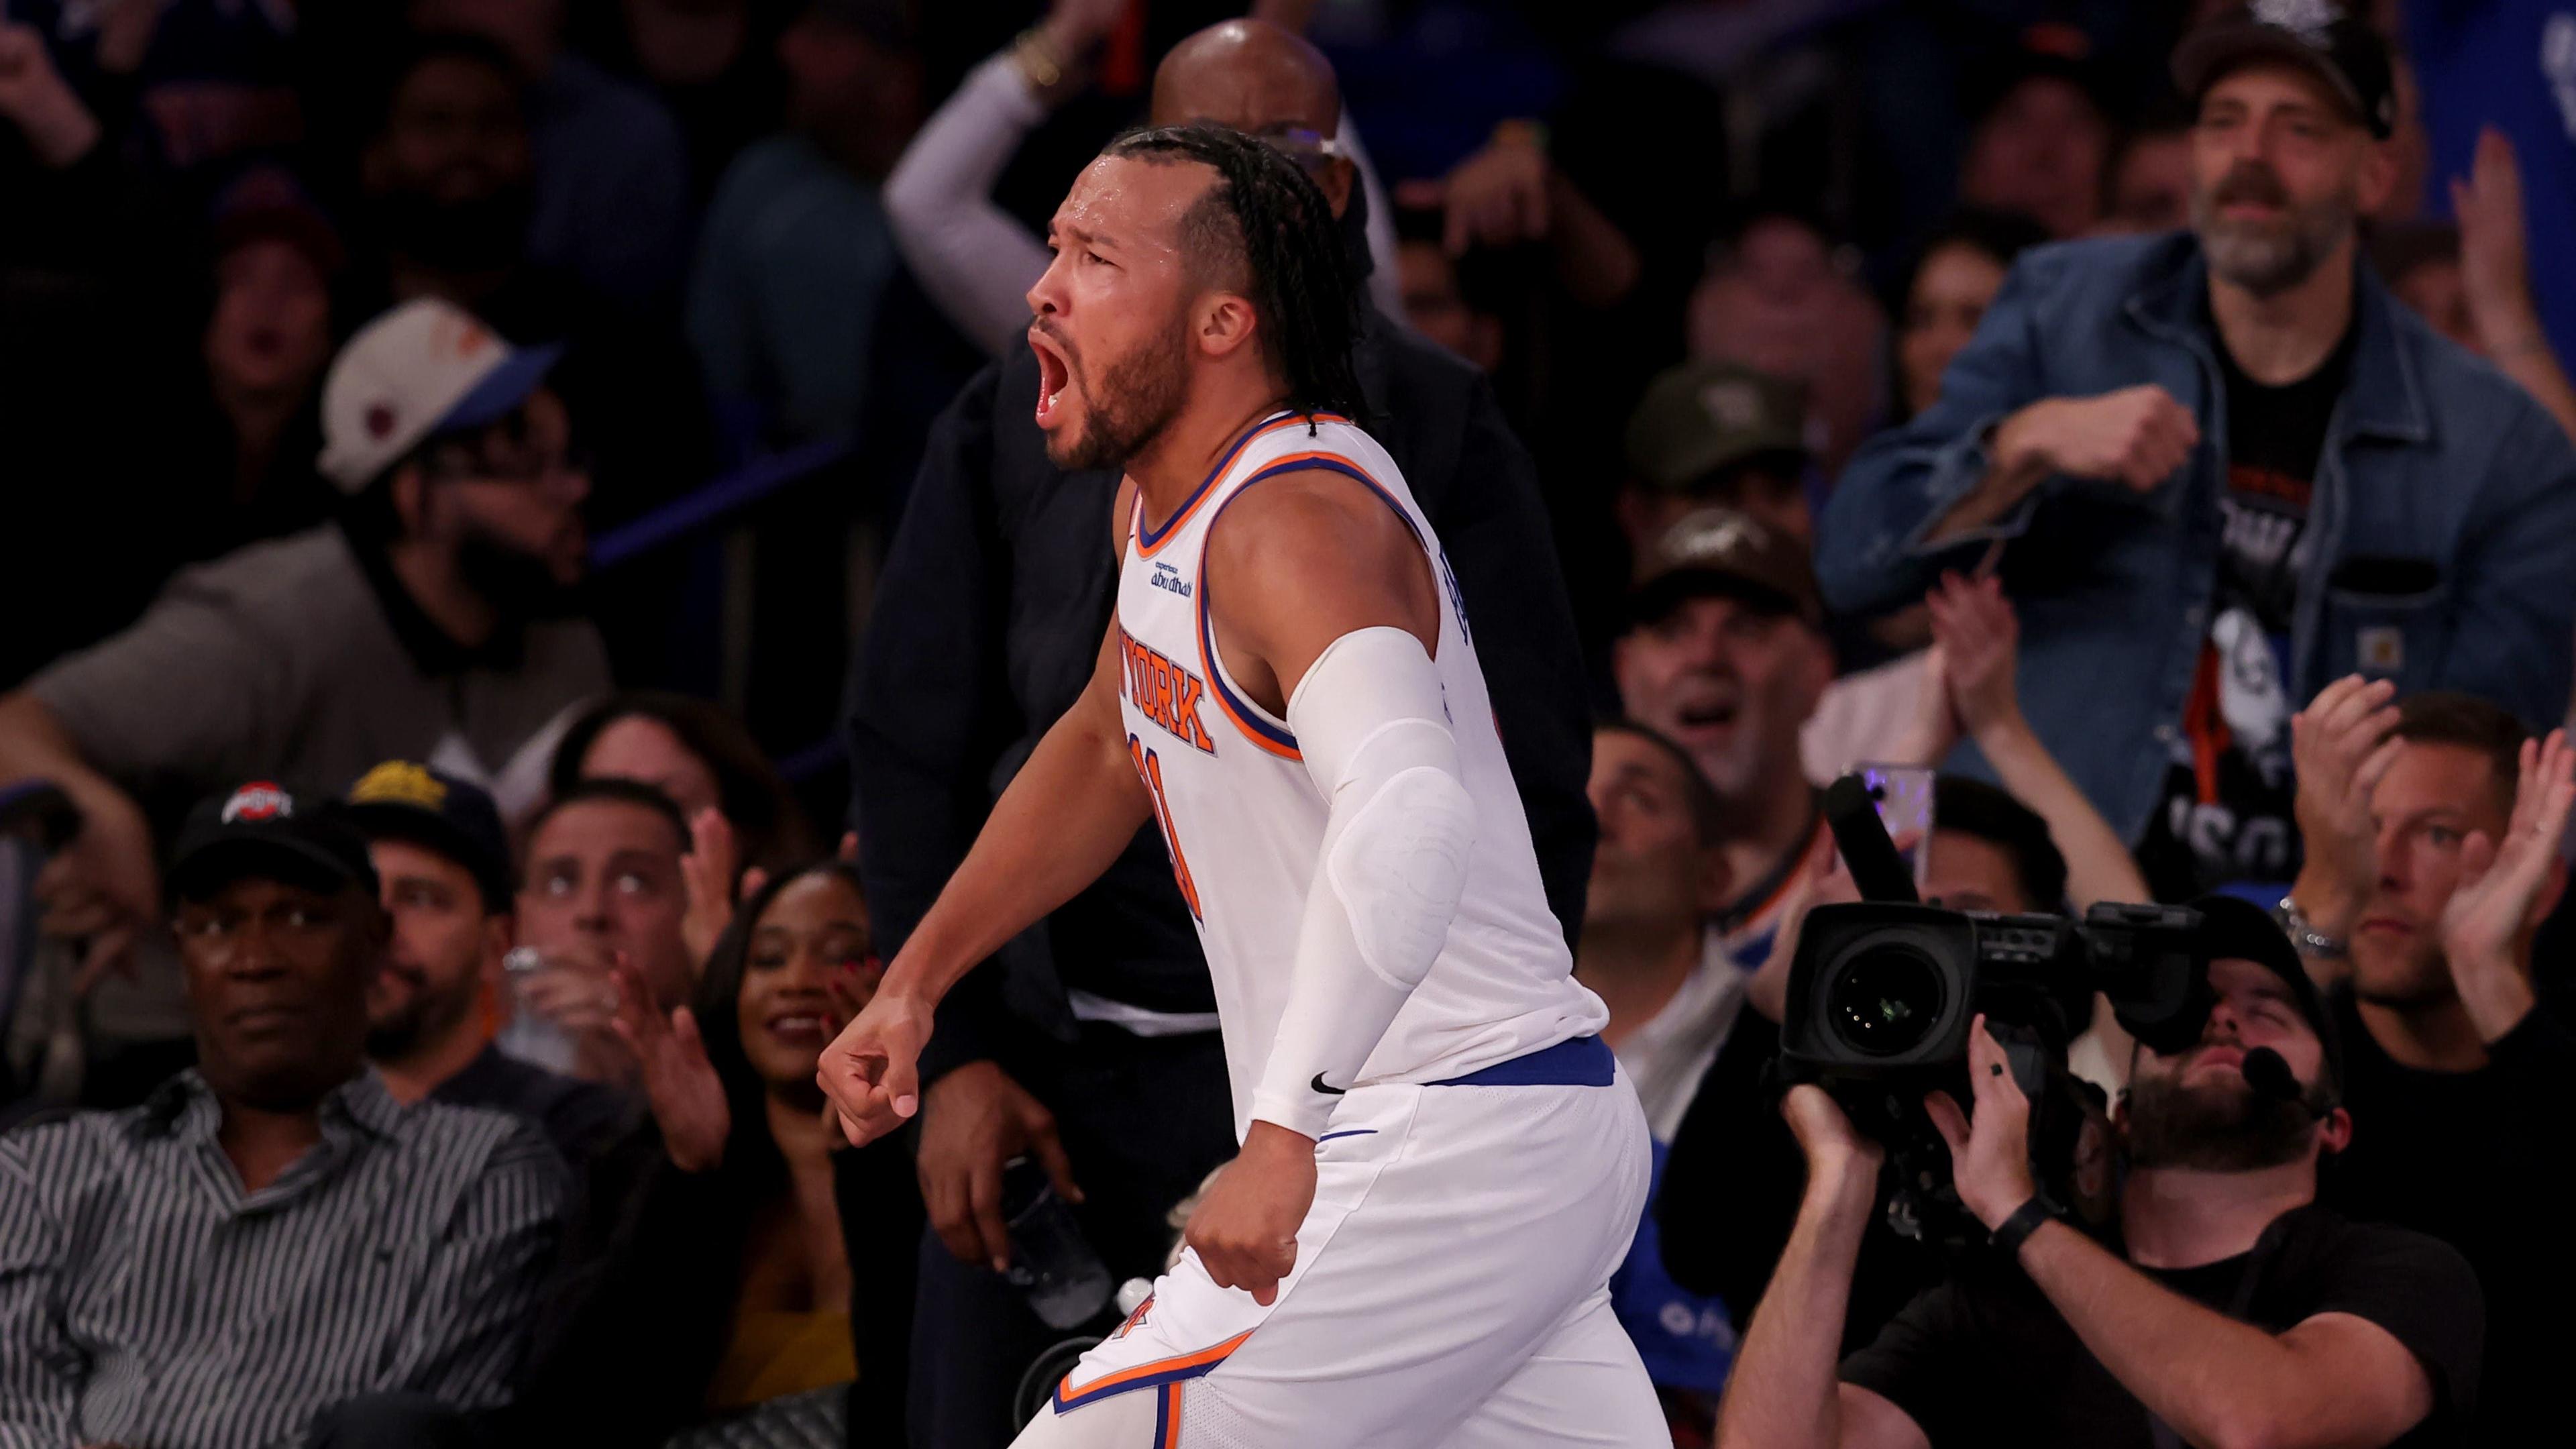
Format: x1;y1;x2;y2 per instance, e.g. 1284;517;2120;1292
819;125;1662;1446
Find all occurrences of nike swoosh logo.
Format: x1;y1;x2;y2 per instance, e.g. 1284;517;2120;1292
1309;1073;1346;1095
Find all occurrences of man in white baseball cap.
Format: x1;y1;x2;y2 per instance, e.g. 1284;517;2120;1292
0;297;611;1058
318;297;569;493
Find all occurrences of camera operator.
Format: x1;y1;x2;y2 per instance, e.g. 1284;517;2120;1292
1716;898;2483;1449
2285;684;2576;1440
1658;570;2157;1349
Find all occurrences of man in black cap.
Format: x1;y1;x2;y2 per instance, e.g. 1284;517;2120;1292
1622;360;1816;551
346;759;629;1165
1613;507;1835;976
1715;895;2484;1449
1820;1;2576;906
0;780;564;1448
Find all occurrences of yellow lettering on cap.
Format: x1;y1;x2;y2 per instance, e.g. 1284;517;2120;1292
350;760;447;810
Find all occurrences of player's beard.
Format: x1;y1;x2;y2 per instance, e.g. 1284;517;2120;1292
2123;1069;2319;1173
2192;159;2355;299
1049;314;1194;473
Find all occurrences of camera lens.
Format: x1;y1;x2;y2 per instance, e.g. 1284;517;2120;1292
1827;946;1945;1058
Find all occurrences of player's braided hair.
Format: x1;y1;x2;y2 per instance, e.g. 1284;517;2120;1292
1104;123;1364;426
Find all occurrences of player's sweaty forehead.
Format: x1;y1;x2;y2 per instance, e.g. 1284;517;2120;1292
1049;154;1220;274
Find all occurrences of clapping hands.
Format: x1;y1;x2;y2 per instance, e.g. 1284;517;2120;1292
2436;729;2575;1039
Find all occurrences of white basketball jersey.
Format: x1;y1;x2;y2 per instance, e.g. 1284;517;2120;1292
1112;411;1607;1137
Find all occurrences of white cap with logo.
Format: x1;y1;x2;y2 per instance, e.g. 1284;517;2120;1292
317;298;565;492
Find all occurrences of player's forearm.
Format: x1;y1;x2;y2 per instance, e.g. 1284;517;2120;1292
880;708;1150;1008
1249;630;1474;1137
1971;712;2151;910
2015;1220;2328;1448
1715;1161;1877;1449
1247;868;1419;1138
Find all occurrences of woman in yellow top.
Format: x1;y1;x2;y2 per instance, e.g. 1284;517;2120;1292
507;859;918;1444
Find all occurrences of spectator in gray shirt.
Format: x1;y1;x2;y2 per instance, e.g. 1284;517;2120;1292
0;781;564;1449
0;299;611;1004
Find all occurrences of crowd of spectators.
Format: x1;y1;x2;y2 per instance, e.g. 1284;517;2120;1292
5;1;2576;1446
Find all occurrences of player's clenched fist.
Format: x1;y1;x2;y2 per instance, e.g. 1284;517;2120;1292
1185;1122;1317;1307
1996;383;2202;494
817;987;934;1146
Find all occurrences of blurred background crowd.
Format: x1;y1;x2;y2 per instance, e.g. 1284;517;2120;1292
3;0;2574;1446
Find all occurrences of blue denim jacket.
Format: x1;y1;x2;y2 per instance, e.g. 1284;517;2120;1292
1819;233;2576;841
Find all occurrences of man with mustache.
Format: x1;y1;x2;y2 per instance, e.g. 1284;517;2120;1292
1611;508;1833;973
346;759;629;1165
847;19;1592;1445
0;780;564;1447
828;121;1658;1445
0;299;610;1097
1818;3;2576;905
1715;897;2483;1448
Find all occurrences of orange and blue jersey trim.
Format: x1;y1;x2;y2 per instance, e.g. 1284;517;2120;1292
1134;411;1350;558
1053;1328;1255;1413
1195;563;1301;759
1154;1382;1184;1448
1191;448;1430;759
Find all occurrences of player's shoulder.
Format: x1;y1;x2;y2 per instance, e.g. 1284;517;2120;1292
1203;470;1426;641
1208;410;1415;549
1230;409;1392;472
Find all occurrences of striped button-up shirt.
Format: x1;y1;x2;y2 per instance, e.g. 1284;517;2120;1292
0;1069;564;1448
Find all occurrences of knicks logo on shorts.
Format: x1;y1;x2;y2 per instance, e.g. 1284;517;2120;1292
1120;628;1218;754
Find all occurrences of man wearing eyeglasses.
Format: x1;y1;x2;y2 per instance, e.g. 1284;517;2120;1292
0;298;612;1061
851;15;1594;1448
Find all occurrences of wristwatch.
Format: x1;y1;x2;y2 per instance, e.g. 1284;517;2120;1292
2275;895;2348;960
1988;1197;2054;1260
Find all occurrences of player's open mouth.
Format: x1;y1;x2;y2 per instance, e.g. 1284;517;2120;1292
1031;330;1072;427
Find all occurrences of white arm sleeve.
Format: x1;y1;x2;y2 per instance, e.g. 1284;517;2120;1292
881;52;1053;357
1248;627;1477;1138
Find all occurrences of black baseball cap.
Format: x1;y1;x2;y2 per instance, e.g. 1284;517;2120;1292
2171;2;2398;140
342;760;514;912
2187;893;2345;1093
1627;506;1825;631
1625;361;1809;495
167;782;380;906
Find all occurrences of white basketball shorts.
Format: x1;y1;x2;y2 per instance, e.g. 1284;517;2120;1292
1011;1036;1666;1448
